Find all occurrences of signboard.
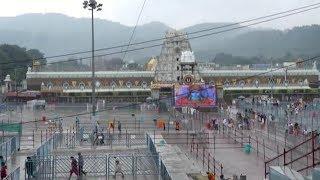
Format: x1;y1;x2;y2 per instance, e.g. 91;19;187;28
0;123;22;133
174;83;216;108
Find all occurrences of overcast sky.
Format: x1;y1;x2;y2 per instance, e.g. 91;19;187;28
0;0;320;29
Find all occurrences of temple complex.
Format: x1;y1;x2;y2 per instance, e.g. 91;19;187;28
22;30;319;103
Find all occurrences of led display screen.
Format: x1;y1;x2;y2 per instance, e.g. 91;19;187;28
174;83;216;108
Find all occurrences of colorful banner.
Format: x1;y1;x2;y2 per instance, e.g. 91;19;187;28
175;83;216;108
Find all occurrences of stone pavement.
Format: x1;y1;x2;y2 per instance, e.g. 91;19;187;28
162;130;266;179
208;132;265;180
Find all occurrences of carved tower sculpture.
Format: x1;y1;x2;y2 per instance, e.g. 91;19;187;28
155;30;192;84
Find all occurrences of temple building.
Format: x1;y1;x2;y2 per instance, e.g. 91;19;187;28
22;30;319;103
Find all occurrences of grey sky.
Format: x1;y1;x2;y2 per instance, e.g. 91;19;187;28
0;0;319;29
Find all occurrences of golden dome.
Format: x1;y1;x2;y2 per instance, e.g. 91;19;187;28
146;57;157;71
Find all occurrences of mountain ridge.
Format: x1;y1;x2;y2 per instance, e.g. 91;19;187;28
0;13;319;63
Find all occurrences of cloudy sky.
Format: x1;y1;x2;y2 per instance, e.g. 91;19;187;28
0;0;320;29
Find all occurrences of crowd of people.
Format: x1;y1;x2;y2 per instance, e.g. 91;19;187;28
246;97;313;137
90;121;122;146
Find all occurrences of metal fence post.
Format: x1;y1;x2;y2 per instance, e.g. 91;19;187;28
52;156;55;179
202;147;205;168
107;156;109;180
66;129;69;147
214;135;216;153
234;129;236;143
187;130;189;145
132;155;135;180
126;130;128;148
274;125;277;145
196;144;198;159
5;141;8;162
241;129;243;146
263;139;265;160
207;154;210;171
290;150;293;168
213;158;216;175
111;131;113;149
277;145;279;166
167;118;169;134
283;148;286;166
312;133;315;168
41;130;43;144
153;130;155;144
33;130;35;148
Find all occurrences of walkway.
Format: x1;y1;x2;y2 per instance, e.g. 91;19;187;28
208;132;265;180
149;132;202;179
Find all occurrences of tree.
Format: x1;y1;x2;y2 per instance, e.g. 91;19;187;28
27;49;46;65
0;44;45;85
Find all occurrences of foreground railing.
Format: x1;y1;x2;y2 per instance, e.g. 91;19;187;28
4;167;20;180
0;136;18;161
264;132;320;178
25;154;160;180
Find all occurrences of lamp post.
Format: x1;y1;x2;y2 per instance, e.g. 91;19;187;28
83;0;103;119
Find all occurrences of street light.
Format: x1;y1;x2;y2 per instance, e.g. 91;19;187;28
83;0;103;119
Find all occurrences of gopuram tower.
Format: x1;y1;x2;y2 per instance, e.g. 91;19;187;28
152;30;200;102
154;30;192;84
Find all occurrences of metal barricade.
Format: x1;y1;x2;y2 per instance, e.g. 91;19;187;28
0;136;17;161
62;131;147;148
55;155;106;178
107;154;160;179
26;154;160;179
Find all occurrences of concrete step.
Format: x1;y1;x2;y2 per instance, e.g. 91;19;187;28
269;166;304;180
311;168;320;180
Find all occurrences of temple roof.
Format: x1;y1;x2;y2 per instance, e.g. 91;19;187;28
200;69;319;77
26;68;319;79
26;71;155;78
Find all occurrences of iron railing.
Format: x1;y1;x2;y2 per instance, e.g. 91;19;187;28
264;132;320;178
3;167;20;180
0;136;18;161
26;154;160;179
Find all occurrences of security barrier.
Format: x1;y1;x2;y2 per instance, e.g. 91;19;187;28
25;154;160;179
0;136;18;161
4;167;20;180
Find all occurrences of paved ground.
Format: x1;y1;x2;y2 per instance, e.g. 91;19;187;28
207;132;265;180
2;102;317;179
2;103;169;179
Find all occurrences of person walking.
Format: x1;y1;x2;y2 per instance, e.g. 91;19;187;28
117;121;122;134
114;159;124;178
207;172;215;180
78;153;87;177
0;156;4;166
0;162;7;180
25;156;34;179
68;156;79;180
117;121;122;139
